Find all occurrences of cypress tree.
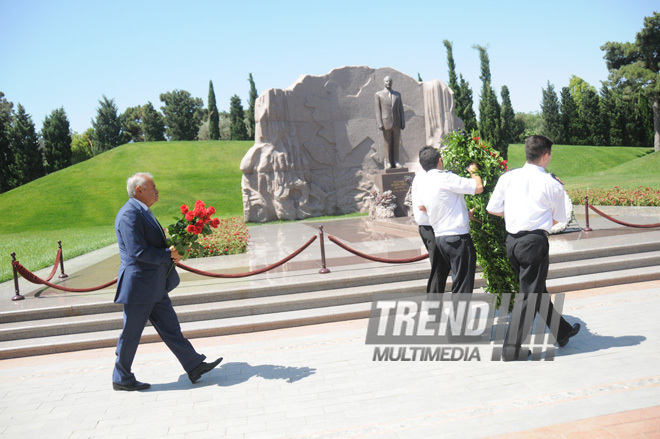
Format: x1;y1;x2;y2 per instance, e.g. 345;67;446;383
246;73;258;139
208;80;220;140
580;89;601;145
458;75;478;133
500;85;515;158
229;95;248;140
540;82;561;142
474;45;503;155
42;107;72;173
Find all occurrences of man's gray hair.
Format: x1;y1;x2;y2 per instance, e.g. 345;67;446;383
126;173;153;198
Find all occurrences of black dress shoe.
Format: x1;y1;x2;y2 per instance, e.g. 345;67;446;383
113;380;151;391
188;357;223;383
557;323;581;347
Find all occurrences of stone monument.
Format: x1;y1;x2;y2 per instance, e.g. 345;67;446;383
240;66;463;223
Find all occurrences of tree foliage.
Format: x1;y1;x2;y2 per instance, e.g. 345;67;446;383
208;80;220;140
246;73;258;139
474;45;504;158
229;95;248;140
10;104;44;186
92;95;122;152
601;12;660;151
540;82;561;142
42;107;72;173
142;101;166;142
0;92;14;192
160;89;204;141
500;85;517;151
71;129;95;164
120;106;144;143
559;87;580;145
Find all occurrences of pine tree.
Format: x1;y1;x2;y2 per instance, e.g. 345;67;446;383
443;40;465;124
92;95;122;151
10;104;44;186
540;82;561;142
499;85;515;158
208;80;220;140
42;107;72;173
120;106;144;143
0;92;14;192
474;45;503;155
142;102;166;142
246;73;258;139
229;95;248;140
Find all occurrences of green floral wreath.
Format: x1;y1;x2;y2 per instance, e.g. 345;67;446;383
440;130;519;304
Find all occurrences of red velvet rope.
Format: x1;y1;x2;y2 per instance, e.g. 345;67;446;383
176;235;318;278
588;204;660;228
328;235;429;263
12;260;118;292
44;249;62;282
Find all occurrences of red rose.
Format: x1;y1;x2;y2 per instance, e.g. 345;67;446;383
185;211;195;221
195;224;204;234
186;224;196;233
207;206;216;215
180;204;189;214
210;218;220;228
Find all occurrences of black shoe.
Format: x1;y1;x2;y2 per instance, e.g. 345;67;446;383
188;357;223;383
557;323;581;347
113;380;150;391
501;347;531;362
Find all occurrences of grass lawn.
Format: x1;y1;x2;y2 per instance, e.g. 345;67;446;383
1;140;658;283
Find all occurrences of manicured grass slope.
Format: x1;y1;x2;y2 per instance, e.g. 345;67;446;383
1;141;657;283
505;144;658;189
1;140;252;282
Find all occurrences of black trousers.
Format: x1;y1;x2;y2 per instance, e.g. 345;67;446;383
418;225;449;294
503;231;573;358
434;233;476;295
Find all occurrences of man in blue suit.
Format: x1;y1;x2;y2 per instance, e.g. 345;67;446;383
113;172;222;391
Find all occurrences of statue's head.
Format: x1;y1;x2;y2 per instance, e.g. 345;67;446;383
383;76;392;90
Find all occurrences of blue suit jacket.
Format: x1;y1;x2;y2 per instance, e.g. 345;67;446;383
114;198;180;304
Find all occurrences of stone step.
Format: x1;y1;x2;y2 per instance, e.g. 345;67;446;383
1;263;659;359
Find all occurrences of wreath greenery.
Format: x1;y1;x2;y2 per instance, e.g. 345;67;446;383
439;130;519;304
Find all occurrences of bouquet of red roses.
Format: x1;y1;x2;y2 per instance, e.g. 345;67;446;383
166;200;220;260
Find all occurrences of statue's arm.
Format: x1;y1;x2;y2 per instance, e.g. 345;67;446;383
374;93;384;129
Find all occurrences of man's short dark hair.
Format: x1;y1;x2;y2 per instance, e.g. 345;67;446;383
419;147;441;171
525;135;553;163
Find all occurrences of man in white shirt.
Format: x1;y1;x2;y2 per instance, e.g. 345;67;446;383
487;135;580;361
412;146;445;294
418;147;483;294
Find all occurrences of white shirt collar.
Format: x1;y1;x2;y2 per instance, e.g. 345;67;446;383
131;197;149;211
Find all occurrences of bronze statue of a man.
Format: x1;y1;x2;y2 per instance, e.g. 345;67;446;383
375;76;405;168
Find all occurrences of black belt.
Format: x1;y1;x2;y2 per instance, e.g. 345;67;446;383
508;230;549;239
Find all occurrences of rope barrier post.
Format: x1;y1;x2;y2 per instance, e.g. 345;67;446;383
584;196;592;232
58;240;68;278
318;226;330;274
11;253;24;301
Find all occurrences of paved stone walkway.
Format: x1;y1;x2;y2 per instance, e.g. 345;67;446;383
1;280;659;438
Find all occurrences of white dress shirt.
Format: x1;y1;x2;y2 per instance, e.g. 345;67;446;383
486;163;566;234
419;169;477;236
411;171;430;226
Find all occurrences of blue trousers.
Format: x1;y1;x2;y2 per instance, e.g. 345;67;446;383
113;294;205;385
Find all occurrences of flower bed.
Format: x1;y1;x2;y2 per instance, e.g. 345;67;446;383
568;186;660;207
187;216;250;258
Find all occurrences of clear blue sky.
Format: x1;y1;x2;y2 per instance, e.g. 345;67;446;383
1;0;657;134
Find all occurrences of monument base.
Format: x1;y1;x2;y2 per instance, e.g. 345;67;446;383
374;167;414;217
